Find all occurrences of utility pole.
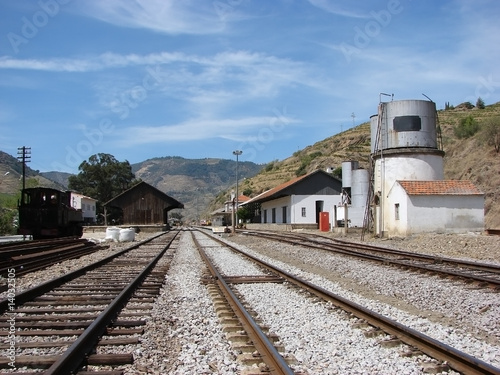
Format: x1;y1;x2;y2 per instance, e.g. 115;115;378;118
17;146;31;191
351;112;355;127
232;150;242;233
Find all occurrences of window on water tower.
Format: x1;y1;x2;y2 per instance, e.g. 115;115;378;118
395;203;400;220
393;115;421;131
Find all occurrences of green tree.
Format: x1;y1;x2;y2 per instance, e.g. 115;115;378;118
237;205;253;225
0;193;19;235
480;116;500;153
68;153;138;216
453;115;480;139
476;97;485;109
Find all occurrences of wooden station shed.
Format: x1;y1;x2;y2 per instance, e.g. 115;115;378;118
104;181;184;226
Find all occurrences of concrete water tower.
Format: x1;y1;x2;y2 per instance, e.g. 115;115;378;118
370;99;445;237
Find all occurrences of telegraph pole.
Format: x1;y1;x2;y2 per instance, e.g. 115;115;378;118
17;146;31;191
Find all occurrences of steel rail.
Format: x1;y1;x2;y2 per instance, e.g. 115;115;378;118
191;231;295;375
241;230;500;286
44;230;179;375
0;231;167;314
201;229;500;375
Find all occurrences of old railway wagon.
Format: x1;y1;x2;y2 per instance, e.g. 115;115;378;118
18;187;84;239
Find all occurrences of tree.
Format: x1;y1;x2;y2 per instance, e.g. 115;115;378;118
237;205;253;225
68;153;138;216
476;97;485;109
453;115;479;139
480;116;500;153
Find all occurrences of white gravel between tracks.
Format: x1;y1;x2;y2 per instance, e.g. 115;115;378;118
3;230;499;374
212;231;500;374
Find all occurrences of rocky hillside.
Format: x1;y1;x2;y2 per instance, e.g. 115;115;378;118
131;156;263;220
0;151;65;194
215;101;500;229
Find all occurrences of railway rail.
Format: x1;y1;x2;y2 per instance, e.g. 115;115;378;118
238;229;500;288
0;238;103;294
196;228;500;375
192;231;296;375
0;230;179;374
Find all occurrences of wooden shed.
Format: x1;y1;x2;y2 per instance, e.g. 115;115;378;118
104;181;184;226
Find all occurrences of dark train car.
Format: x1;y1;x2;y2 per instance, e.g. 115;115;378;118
18;187;84;239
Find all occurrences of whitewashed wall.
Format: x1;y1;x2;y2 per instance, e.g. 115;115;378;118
261;194;342;225
385;184;484;236
71;193;97;222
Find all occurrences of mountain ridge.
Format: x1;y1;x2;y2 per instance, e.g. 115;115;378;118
1;101;499;228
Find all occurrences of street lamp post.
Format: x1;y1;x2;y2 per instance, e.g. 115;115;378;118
232;150;242;232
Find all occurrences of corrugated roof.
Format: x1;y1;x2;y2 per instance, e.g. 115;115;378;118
398;180;483;195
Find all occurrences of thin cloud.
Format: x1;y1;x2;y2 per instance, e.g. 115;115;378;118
115;116;301;146
73;0;226;34
307;0;370;19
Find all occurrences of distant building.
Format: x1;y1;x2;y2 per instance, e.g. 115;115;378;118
104;181;183;227
211;194;250;227
70;192;97;224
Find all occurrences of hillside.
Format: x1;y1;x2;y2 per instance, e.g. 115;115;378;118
0;151;66;194
131;156;263;220
213;101;500;229
1;101;499;228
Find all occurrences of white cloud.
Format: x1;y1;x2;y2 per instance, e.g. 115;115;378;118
115;115;301;146
73;0;227;34
306;0;370;19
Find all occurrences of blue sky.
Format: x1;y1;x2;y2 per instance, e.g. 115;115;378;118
1;0;499;173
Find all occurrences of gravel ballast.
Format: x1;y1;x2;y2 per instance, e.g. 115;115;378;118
2;230;499;374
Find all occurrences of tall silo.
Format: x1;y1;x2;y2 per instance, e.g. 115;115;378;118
351;169;369;208
371;99;445;237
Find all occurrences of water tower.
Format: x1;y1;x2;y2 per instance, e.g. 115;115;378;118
370;99;445;237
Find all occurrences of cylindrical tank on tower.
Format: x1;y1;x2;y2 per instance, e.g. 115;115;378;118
371;100;438;152
351;169;369;207
341;160;358;188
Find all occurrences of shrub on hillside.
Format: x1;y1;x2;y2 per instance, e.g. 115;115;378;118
454;115;479;139
480;116;500;153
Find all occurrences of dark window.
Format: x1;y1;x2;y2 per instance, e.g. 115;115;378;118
282;206;287;223
393;115;421;131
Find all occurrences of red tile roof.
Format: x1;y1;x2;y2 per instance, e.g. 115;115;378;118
398;180;483;195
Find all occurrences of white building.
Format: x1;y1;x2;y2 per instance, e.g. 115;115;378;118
246;170;342;230
369;98;484;237
71;192;97;224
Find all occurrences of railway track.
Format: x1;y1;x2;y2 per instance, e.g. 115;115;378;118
195;228;500;375
0;238;103;294
238;229;500;288
0;230;179;374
